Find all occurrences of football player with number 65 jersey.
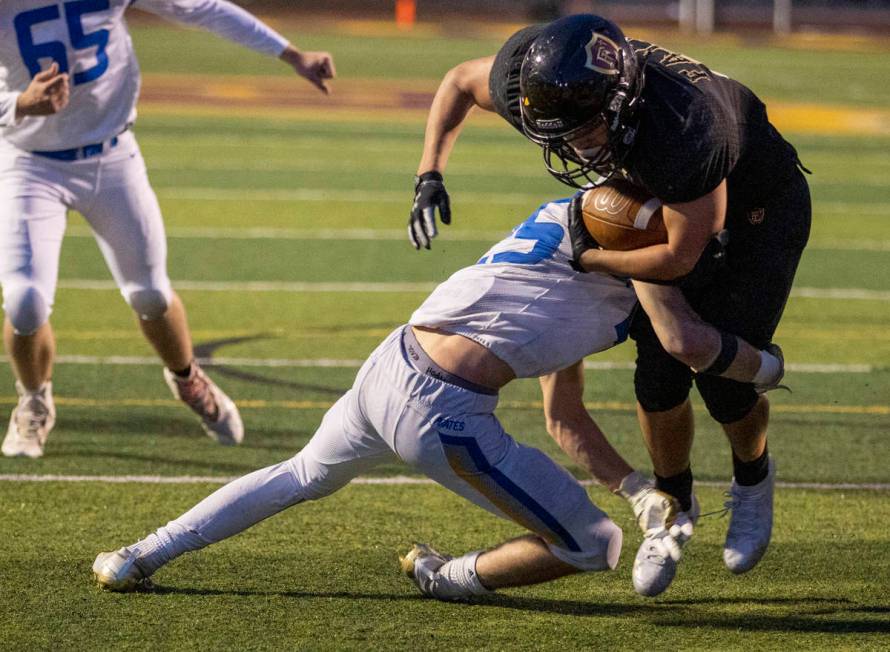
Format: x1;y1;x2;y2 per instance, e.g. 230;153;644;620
0;0;335;457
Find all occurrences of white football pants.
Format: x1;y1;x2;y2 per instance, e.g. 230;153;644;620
135;327;622;573
0;130;172;333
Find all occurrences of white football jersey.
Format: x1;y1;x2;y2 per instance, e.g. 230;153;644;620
0;0;288;150
410;198;638;378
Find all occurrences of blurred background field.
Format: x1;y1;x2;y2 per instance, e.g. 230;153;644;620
1;6;888;649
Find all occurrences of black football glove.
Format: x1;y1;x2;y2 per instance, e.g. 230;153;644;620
408;171;451;250
567;191;600;272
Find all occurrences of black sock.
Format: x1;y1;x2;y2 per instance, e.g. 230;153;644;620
655;467;693;512
732;446;769;486
172;364;191;378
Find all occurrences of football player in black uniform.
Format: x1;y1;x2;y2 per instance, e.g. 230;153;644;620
408;14;810;597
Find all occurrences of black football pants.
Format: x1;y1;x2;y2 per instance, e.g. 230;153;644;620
631;169;812;424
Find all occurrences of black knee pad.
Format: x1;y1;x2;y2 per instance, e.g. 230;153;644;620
632;314;693;412
695;374;759;424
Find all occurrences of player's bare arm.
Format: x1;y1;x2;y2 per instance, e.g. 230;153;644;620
539;363;683;538
575;182;727;281
539;362;632;491
633;281;785;388
279;45;335;94
14;63;69;119
418;56;495;174
409;56;495;249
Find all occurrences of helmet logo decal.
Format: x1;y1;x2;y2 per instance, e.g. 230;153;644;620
584;33;621;75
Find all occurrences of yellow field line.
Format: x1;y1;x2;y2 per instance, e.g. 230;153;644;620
136;74;890;137
502;401;890;416
0;397;885;416
52;329;382;339
138;99;890;137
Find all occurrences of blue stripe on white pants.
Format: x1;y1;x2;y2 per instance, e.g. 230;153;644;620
438;432;582;552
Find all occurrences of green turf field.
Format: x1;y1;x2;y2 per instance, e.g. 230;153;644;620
1;17;889;651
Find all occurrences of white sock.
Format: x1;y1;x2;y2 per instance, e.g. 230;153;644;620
753;350;782;385
428;552;490;600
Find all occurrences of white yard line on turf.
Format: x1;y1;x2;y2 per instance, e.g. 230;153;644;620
142;159;890;188
0;473;886;491
156;187;542;204
56;279;890;302
49;355;876;374
64;225;890;252
146;188;890;217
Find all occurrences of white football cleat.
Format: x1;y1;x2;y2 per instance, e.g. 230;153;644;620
723;457;776;574
399;543;452;598
93;548;153;592
164;362;243;445
2;381;56;459
632;495;700;598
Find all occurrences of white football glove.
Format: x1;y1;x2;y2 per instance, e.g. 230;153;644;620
618;471;679;535
619;471;696;562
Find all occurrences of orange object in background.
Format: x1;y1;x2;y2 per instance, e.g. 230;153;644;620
395;0;416;29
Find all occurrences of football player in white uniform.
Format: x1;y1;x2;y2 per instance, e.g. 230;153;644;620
0;0;335;457
93;196;778;599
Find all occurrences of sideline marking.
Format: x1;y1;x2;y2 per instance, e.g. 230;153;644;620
0;396;886;416
49;355;877;374
56;279;890;301
0;473;886;491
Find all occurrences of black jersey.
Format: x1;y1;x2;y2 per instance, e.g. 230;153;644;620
625;40;801;206
489;29;801;210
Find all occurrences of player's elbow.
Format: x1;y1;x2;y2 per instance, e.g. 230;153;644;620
544;414;579;451
666;250;699;279
446;59;493;109
544;398;586;435
544;413;567;440
657;325;712;369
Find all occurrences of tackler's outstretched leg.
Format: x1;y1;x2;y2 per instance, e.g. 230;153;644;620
93;391;395;591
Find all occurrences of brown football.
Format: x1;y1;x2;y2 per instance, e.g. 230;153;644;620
581;179;667;251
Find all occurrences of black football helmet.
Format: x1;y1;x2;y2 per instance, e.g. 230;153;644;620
520;14;645;188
